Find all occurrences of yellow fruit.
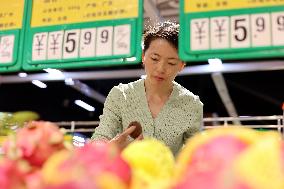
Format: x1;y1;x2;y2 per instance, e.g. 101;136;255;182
122;138;175;189
42;150;71;184
96;173;128;189
235;132;284;189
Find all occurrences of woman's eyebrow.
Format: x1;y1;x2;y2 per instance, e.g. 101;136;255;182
151;53;178;60
168;57;179;60
152;53;160;56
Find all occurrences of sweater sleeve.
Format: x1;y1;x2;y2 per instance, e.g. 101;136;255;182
91;86;123;140
183;97;203;143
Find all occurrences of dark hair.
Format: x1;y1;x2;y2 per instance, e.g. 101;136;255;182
143;21;179;52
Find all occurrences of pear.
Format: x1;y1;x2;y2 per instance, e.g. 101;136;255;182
0;112;14;135
10;111;40;127
0;111;39;136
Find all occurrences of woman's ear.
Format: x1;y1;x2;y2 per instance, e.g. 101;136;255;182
142;52;145;66
142;52;145;61
179;61;185;71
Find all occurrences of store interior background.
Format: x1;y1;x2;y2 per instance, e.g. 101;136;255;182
0;0;283;126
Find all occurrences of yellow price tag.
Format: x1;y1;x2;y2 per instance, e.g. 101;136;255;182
0;0;25;30
185;0;284;13
31;0;139;27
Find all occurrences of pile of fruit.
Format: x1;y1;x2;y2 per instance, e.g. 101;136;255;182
1;121;284;189
0;111;39;146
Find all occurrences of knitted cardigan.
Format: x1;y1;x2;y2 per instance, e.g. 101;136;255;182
92;79;203;155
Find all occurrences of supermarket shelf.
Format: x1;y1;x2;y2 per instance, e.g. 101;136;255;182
55;115;284;136
204;115;284;137
203;115;283;123
1;60;284;84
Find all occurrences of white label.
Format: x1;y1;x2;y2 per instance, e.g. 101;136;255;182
210;16;229;49
113;24;131;55
63;29;80;59
79;28;96;58
47;31;64;60
251;13;271;47
32;32;48;61
231;15;250;48
272;12;284;46
190;18;209;50
0;35;15;63
96;26;113;56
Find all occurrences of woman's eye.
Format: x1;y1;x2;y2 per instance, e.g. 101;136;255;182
168;62;177;65
151;57;158;61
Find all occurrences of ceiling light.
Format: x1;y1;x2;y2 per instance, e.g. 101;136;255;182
65;78;74;85
73;135;85;147
208;58;223;71
74;100;95;112
32;80;47;88
43;68;64;78
18;72;27;78
126;57;137;62
208;58;222;65
140;74;146;79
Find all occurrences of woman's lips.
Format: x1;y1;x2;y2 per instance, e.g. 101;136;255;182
154;76;164;81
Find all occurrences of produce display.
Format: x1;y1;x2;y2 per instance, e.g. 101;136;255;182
0;111;39;127
0;111;39;135
0;121;284;189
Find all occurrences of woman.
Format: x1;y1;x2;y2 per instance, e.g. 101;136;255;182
92;21;203;156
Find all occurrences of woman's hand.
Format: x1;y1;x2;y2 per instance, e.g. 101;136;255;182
109;126;143;151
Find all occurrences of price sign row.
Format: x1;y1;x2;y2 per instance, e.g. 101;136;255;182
190;11;284;51
32;24;131;61
0;35;15;64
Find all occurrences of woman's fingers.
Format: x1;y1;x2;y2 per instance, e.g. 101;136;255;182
109;126;143;151
135;134;144;141
121;125;136;137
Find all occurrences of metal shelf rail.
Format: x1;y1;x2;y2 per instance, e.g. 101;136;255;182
203;115;284;137
55;121;100;133
55;115;284;137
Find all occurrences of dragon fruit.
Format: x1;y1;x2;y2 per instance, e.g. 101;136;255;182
4;121;66;167
0;157;43;189
42;142;131;189
174;127;284;189
0;158;27;189
43;181;98;189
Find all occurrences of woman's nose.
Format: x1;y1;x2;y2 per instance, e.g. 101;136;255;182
156;62;166;73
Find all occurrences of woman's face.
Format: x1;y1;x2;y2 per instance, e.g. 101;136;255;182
143;38;185;86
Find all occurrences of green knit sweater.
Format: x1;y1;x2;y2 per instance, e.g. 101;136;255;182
91;79;203;155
